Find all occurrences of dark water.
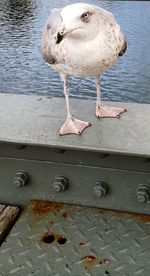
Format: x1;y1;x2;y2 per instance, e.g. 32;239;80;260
0;0;150;103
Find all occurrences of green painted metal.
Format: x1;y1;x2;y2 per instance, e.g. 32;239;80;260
0;200;150;276
0;156;149;214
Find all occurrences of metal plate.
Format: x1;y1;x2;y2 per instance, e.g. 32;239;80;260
0;200;150;276
0;157;150;213
0;143;150;173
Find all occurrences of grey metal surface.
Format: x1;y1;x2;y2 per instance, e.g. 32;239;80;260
0;143;150;173
0;94;150;157
0;200;150;276
0;94;150;214
0;156;150;214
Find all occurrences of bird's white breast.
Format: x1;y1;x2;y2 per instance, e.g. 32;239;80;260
52;27;121;77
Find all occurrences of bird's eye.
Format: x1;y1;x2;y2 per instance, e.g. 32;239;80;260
81;12;89;22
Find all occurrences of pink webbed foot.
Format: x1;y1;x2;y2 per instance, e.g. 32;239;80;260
59;116;91;135
96;104;127;119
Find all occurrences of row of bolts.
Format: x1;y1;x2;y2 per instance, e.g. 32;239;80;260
13;171;150;203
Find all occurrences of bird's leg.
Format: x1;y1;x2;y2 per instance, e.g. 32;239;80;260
59;75;91;135
95;75;127;118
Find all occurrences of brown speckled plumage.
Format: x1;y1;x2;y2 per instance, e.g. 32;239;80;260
41;3;127;136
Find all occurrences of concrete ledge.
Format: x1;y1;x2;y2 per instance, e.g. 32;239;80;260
0;94;149;157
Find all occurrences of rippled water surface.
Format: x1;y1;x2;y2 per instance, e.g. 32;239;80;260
0;0;150;103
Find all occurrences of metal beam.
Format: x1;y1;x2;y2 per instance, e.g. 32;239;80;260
0;95;149;213
0;94;149;157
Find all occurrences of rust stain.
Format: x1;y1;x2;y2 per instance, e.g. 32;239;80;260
48;220;54;225
105;270;111;276
136;214;150;223
99;209;109;215
63;212;69;219
40;232;55;244
113;211;132;220
31;200;63;215
99;259;110;265
113;210;150;223
81;255;97;269
39;231;67;245
99;208;150;223
79;242;85;247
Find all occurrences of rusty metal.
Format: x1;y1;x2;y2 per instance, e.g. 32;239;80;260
0;200;150;276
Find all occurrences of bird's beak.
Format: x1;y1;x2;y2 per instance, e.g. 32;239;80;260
56;27;71;44
56;26;78;44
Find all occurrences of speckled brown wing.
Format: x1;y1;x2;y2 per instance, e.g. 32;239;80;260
119;40;127;56
41;9;62;65
97;6;116;23
98;7;127;58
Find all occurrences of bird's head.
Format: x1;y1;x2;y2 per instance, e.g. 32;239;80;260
56;3;100;44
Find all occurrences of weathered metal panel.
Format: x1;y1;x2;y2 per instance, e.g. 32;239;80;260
0;200;150;276
0;143;149;173
0;95;149;213
0;94;149;157
0;157;149;214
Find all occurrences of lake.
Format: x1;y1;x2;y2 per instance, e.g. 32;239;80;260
0;0;150;103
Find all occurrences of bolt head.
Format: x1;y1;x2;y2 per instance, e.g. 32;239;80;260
137;194;147;203
136;191;149;203
94;187;103;198
93;181;108;198
53;176;69;193
136;184;150;203
13;171;30;188
54;183;64;193
13;179;22;188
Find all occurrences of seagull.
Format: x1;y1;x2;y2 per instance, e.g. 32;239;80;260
41;3;127;135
